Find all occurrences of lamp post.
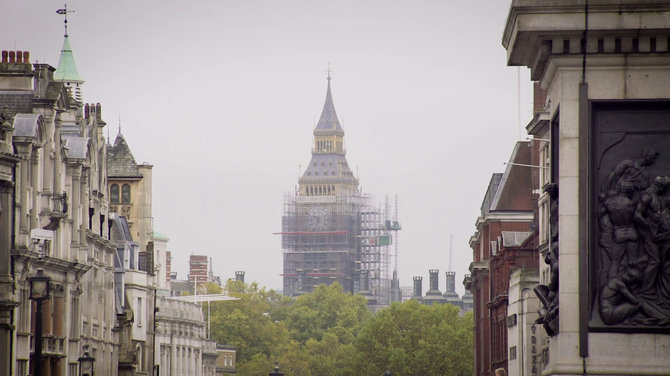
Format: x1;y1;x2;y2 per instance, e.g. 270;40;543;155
78;350;95;376
28;269;51;376
269;362;284;376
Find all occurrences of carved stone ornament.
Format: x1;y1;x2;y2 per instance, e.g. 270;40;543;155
590;102;670;332
534;183;559;336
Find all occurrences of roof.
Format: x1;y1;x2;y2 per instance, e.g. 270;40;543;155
107;133;143;178
54;36;83;83
300;153;357;183
153;231;170;241
13;114;43;139
480;173;503;214
491;141;534;211
62;136;89;160
501;231;533;248
314;78;343;134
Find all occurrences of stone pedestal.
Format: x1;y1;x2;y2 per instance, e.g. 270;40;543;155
504;1;670;374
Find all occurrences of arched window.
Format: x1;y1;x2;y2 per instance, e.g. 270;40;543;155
122;184;131;204
110;184;119;204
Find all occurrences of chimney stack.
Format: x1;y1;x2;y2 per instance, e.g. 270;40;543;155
413;276;423;297
429;269;439;292
235;271;245;283
445;271;456;293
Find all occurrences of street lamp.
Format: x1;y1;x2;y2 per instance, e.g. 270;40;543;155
29;269;51;376
269;361;284;376
78;350;95;376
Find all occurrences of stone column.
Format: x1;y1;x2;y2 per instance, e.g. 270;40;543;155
0;181;17;376
30;151;39;230
53;116;62;195
80;171;89;244
70;166;81;246
18;153;30;232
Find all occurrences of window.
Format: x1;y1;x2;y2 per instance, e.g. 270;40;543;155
122;184;131;204
110;184;119;204
510;345;517;360
16;359;28;376
137;297;143;327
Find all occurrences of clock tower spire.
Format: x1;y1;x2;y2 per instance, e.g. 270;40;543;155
298;72;358;197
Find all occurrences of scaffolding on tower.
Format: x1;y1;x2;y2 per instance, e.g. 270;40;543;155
278;191;398;306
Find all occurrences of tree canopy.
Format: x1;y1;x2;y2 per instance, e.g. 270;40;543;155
209;280;473;376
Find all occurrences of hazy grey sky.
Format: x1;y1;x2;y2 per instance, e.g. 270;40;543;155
3;0;533;295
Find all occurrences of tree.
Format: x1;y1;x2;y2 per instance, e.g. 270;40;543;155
209;280;291;365
353;300;474;376
284;283;371;345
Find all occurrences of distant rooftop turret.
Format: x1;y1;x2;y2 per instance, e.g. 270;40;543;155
413;276;423;298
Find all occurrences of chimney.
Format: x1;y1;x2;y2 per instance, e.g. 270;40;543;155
23;51;29;63
0;51;34;91
429;269;439;291
445;271;456;293
84;103;90;119
32;63;55;98
95;103;102;121
235;271;245;283
413;276;423;297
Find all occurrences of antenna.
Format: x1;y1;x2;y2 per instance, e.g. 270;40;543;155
449;234;453;271
56;4;75;38
517;66;522;140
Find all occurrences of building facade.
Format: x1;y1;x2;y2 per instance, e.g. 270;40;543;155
464;141;538;376
504;1;670;374
0;40;119;375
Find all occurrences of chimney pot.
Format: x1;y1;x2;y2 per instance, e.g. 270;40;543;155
16;51;22;63
1;51;7;63
8;51;15;63
96;103;101;120
23;51;29;63
84;104;90;119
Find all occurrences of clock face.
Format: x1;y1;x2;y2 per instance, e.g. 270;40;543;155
307;207;329;231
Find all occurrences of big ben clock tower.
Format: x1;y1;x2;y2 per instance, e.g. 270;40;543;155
281;72;363;297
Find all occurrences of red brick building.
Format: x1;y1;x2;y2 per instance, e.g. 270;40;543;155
465;141;539;376
189;254;209;287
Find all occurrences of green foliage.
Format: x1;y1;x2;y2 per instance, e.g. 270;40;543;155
210;281;473;376
210;280;291;365
353;300;474;376
285;283;371;345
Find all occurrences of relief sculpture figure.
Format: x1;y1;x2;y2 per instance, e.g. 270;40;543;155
597;147;670;327
535;183;559;335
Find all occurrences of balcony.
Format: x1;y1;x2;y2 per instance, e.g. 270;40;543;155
31;334;67;358
44;193;68;230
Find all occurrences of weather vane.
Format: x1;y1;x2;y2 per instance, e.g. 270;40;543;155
56;4;75;37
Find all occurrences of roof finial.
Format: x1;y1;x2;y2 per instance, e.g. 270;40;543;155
326;61;332;81
56;4;75;38
118;114;122;135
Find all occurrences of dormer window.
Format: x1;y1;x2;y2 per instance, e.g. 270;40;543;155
110;184;119;204
122;184;131;204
